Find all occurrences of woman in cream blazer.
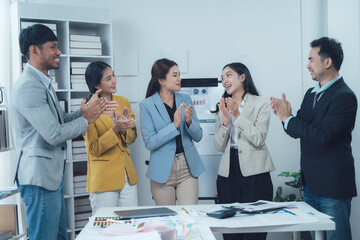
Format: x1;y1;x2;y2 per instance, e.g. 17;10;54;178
214;62;275;240
84;61;138;215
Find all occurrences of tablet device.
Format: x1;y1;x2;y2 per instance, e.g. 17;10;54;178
114;207;177;219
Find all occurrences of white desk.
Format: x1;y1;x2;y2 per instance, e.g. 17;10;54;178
76;202;334;240
197;202;335;240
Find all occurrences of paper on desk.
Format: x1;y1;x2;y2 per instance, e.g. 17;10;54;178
132;210;195;226
297;202;333;219
101;222;143;234
190;224;216;240
229;200;292;213
193;207;318;228
78;231;161;240
114;232;161;240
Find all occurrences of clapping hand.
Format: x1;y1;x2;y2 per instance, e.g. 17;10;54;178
81;89;119;123
173;104;183;129
183;104;193;126
224;97;240;119
218;98;231;127
270;93;292;122
112;107;136;135
104;101;118;114
81;89;108;123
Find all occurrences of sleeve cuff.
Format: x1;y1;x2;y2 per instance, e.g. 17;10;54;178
221;124;229;130
284;116;294;130
81;117;88;136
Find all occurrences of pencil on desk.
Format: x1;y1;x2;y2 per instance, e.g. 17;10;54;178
283;209;296;215
181;208;189;214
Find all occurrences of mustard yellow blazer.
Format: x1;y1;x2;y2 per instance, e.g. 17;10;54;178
85;95;138;193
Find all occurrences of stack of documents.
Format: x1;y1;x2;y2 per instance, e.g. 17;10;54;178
70;98;84;112
73;174;87;195
21;21;57;36
70;62;90;90
231;200;292;213
69;34;102;56
72;142;87;162
74;197;91;228
0;110;10;152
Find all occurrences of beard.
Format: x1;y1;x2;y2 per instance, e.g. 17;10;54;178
40;56;60;71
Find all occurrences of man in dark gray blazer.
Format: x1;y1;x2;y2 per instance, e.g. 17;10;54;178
11;24;113;240
271;37;357;240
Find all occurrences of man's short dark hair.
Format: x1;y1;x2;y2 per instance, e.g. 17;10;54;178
19;24;58;60
310;37;343;71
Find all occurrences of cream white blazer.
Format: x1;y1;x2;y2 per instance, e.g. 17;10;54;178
214;94;275;177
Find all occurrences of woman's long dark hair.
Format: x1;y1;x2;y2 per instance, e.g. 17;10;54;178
145;58;177;98
211;62;259;113
85;61;111;101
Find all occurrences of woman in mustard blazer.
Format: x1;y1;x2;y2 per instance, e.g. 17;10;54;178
84;61;138;215
213;62;275;240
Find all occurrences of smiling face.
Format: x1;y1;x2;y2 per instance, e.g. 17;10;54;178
158;65;181;92
95;66;117;95
221;66;245;96
37;41;62;73
307;47;328;82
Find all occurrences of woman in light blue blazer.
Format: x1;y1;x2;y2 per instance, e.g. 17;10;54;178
140;58;205;205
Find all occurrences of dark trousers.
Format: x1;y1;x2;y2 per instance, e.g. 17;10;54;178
216;148;273;240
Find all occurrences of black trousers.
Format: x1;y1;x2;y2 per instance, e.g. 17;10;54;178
216;148;273;240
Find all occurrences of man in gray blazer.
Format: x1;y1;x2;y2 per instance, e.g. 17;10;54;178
11;24;112;240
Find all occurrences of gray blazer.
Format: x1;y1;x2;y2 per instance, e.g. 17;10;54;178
214;94;275;177
11;65;87;191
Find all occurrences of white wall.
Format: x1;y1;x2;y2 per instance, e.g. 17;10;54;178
110;0;304;209
9;0;360;239
300;0;328;92
29;0;302;204
326;0;360;238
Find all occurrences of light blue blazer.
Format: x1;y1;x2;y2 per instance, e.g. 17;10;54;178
140;92;205;183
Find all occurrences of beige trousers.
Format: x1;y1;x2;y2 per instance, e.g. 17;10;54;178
89;172;138;215
150;153;198;205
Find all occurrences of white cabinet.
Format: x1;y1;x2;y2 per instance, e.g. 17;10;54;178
10;2;113;239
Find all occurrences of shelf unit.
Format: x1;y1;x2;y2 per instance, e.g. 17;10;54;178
0;189;25;240
0;86;11;152
10;2;113;239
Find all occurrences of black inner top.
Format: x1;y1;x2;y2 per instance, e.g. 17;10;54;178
164;96;184;154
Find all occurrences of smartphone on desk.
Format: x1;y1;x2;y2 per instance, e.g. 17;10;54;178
207;209;237;219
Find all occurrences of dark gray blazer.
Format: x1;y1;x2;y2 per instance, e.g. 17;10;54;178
286;78;357;199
